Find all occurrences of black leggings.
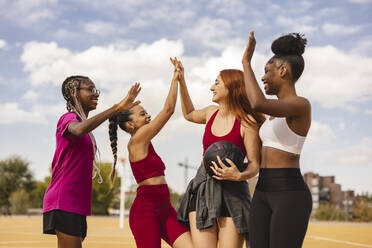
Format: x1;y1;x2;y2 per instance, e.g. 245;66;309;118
249;168;312;248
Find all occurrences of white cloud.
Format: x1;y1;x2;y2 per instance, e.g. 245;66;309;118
334;138;372;165
52;29;80;39
348;0;372;3
207;0;248;16
322;23;363;35
365;109;372;115
297;45;372;108
0;39;7;50
21;39;184;86
351;39;372;56
0;0;57;25
83;21;126;36
182;17;236;50
0;103;47;124
21;38;372;116
339;121;345;130
276;16;318;34
306;121;336;145
22;90;39;100
317;7;343;17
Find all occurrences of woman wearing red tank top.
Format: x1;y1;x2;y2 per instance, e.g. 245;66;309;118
176;61;265;248
107;58;193;248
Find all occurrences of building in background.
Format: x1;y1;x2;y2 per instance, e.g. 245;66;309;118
303;172;355;213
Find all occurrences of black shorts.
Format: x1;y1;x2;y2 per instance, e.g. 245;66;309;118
43;210;87;238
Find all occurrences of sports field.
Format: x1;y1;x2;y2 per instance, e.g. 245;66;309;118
0;216;371;248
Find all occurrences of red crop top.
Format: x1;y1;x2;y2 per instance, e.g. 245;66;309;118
202;110;246;157
129;143;166;184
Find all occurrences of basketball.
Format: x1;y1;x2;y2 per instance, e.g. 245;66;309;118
203;141;246;177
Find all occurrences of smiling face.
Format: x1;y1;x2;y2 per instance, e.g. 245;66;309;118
210;74;229;103
78;79;99;112
261;58;283;95
126;105;151;132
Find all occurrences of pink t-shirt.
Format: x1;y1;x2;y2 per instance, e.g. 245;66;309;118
43;112;94;216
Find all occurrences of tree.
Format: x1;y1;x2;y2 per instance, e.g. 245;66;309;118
9;189;30;214
0;156;35;211
169;188;184;209
352;198;372;222
29;176;51;208
314;204;348;221
91;163;120;215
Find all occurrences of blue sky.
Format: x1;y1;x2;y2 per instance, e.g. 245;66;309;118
0;0;371;194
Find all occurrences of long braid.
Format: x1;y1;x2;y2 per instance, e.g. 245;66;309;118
108;111;133;184
108;115;118;182
62;75;103;184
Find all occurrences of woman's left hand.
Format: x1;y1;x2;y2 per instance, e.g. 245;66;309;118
211;156;242;181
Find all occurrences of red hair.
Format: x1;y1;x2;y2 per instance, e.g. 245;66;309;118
220;69;265;127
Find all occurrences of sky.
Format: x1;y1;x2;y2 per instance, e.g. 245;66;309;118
0;0;371;194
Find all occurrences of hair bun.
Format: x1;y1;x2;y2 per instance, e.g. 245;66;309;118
271;33;307;56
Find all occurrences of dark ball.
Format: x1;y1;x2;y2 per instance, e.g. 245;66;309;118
203;141;246;177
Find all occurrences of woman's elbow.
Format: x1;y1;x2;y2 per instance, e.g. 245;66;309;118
70;128;87;137
250;161;260;175
164;106;175;116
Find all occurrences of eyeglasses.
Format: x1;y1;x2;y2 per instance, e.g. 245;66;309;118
78;87;101;95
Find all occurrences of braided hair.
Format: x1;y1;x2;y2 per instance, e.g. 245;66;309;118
269;33;307;82
108;111;133;182
61;75;103;183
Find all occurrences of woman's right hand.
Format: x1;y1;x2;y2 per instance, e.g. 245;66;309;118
170;57;184;82
242;30;256;66
116;82;141;112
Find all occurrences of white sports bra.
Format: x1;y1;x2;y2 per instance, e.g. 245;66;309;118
259;117;306;155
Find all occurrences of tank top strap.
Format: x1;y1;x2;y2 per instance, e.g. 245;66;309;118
206;109;219;131
231;117;241;135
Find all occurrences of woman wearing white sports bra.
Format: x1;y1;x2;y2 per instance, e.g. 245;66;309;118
242;31;312;248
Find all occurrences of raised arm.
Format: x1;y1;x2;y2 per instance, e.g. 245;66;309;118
68;83;141;136
131;58;179;144
175;60;210;124
242;31;310;118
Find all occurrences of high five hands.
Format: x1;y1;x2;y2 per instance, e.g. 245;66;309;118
242;30;256;66
170;57;184;82
116;82;141;112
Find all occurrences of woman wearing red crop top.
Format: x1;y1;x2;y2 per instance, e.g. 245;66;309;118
108;58;193;248
242;31;312;248
176;61;265;248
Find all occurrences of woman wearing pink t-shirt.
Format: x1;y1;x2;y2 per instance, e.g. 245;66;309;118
42;76;140;248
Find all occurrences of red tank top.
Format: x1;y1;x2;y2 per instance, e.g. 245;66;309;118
129;143;165;184
203;110;246;157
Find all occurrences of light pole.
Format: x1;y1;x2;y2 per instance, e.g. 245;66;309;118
178;158;197;190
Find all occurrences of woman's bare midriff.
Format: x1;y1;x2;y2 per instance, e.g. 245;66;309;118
138;176;167;186
261;147;300;169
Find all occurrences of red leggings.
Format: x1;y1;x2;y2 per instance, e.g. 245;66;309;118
129;184;189;248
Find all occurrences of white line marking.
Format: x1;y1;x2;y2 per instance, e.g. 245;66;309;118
307;235;372;248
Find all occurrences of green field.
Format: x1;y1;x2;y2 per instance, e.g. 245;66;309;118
0;216;372;248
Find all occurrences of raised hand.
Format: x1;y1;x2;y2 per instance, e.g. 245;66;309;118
116;82;141;112
210;155;242;181
177;60;185;82
242;30;256;66
170;57;183;81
